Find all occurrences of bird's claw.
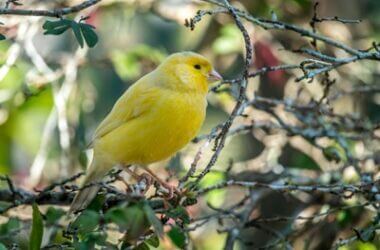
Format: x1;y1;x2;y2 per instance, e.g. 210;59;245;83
137;173;154;194
156;182;181;200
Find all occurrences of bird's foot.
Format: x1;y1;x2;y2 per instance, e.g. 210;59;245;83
137;173;154;194
155;181;181;200
124;167;153;195
115;175;131;192
141;167;181;199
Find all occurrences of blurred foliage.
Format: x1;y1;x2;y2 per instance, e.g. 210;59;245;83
110;45;166;80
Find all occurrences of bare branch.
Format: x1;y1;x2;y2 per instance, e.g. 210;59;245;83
0;0;101;17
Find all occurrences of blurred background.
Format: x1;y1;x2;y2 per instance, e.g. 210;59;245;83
0;0;379;249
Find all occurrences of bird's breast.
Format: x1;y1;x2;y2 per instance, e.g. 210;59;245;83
96;91;207;165
140;92;207;162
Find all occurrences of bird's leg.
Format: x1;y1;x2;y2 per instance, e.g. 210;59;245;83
124;166;140;180
142;167;180;199
124;166;153;194
114;175;132;192
111;165;132;192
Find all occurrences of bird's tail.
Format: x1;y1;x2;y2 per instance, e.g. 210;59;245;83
69;159;109;213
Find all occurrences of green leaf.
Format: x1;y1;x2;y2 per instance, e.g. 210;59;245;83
182;197;197;206
135;242;149;250
43;19;98;48
42;19;98;48
87;193;106;211
120;241;133;250
84;232;108;246
44;25;70;35
143;203;163;238
71;210;100;235
165;206;190;224
0;243;6;250
146;235;160;247
337;210;353;227
42;19;71;36
0;34;5;41
106;203;150;241
70;21;84;48
0;217;21;235
43;20;64;30
105;206;130;230
30;203;44;250
279;144;321;170
80;24;98;48
323;144;347;163
45;207;65;225
168;226;186;249
123;204;150;240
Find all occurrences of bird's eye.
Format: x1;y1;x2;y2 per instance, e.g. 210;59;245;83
194;64;201;70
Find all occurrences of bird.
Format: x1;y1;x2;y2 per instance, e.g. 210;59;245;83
70;51;222;212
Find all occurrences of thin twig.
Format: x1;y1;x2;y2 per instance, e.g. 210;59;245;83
0;0;101;17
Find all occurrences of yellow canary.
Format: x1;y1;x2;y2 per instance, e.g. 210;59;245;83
70;52;222;212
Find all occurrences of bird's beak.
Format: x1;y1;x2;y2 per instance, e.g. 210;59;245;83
207;69;223;82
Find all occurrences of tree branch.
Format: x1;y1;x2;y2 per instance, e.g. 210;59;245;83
0;0;101;17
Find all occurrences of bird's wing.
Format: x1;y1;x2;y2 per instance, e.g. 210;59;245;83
88;79;160;147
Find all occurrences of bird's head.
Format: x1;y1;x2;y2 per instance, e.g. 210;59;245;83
156;51;222;93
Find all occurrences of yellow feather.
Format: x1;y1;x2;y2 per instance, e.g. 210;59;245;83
70;51;221;212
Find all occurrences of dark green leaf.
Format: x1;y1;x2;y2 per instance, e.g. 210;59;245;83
0;217;20;235
42;19;72;36
106;203;149;241
0;34;5;41
80;23;98;48
165;206;190;224
143;203;163;238
0;218;20;247
73;241;94;250
146;235;160;248
87;193;106;211
120;241;132;250
30;203;44;250
84;232;108;246
105;207;130;230
70;21;84;48
182;197;197;206
43;20;65;30
323;145;347;163
279;144;321;170
168;226;186;249
337;210;352;227
45;207;65;225
135;242;149;250
71;210;100;235
124;204;149;240
43;25;70;35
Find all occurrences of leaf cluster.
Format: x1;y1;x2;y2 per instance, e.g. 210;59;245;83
42;19;98;48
